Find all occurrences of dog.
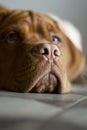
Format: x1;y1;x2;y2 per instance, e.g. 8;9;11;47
0;5;85;93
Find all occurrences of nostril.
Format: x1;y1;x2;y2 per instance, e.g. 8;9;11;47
40;48;49;55
54;49;59;56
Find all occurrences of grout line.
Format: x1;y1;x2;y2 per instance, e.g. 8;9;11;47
0;91;87;99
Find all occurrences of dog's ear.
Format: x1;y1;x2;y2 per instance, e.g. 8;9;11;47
0;5;10;22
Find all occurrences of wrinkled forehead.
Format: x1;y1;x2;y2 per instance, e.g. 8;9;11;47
1;10;60;34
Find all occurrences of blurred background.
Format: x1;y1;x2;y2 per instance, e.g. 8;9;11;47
0;0;87;57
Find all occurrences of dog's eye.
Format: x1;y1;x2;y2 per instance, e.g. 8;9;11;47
6;31;20;44
52;35;61;44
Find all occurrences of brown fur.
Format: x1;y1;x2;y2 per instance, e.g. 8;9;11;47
0;5;85;93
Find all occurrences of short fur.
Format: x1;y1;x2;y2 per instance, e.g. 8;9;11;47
0;5;85;93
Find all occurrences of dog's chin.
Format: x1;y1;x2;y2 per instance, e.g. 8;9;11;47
31;72;61;93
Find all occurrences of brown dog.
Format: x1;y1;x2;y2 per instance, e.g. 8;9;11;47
0;5;85;93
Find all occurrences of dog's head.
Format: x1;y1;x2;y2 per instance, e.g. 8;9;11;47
0;6;72;93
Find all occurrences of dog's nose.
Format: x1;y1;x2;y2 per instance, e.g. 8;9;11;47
33;43;60;61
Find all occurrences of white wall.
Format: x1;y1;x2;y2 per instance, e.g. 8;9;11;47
0;0;87;57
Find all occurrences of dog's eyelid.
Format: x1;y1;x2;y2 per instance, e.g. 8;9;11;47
9;27;21;35
50;32;62;44
5;29;23;44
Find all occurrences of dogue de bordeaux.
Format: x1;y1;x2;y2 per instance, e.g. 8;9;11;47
0;5;85;93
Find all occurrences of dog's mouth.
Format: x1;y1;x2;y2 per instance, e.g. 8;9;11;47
31;72;61;93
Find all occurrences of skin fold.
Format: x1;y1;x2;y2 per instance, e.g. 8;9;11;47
0;5;85;93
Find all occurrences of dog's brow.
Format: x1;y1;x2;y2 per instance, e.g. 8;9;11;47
0;10;59;40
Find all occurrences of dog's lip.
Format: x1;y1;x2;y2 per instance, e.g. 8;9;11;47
30;71;61;93
26;62;63;93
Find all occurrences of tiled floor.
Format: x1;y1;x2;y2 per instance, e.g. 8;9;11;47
0;84;87;130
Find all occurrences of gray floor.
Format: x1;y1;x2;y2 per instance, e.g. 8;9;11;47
0;84;87;130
